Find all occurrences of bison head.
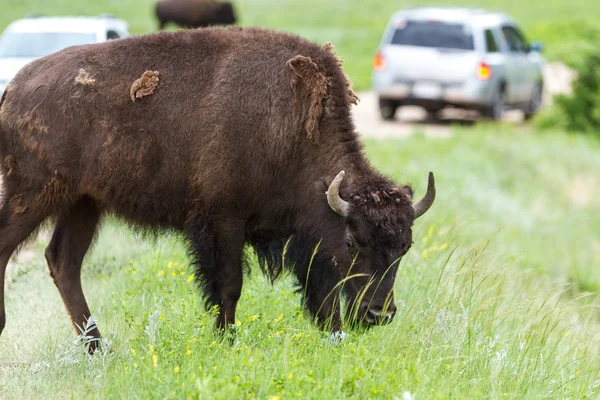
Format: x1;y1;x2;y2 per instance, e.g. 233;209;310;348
327;171;435;326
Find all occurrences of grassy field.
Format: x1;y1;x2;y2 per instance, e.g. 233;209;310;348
1;126;599;399
1;0;600;398
1;0;600;90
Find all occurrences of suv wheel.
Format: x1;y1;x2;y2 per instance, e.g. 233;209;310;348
379;99;398;121
524;83;543;120
424;107;442;121
484;89;505;121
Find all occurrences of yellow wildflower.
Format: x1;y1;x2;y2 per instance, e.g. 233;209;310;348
152;354;158;368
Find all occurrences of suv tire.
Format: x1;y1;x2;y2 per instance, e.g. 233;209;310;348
484;88;505;121
379;99;398;121
524;83;543;120
424;107;442;121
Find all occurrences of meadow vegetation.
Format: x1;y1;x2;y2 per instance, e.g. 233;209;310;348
0;0;599;398
1;127;599;399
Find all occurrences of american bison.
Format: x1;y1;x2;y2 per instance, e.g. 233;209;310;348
0;27;435;352
156;0;236;30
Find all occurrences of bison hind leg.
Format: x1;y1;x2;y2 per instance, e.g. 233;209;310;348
0;193;54;339
45;196;101;354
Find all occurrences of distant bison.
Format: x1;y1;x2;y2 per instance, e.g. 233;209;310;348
156;0;236;30
0;27;435;352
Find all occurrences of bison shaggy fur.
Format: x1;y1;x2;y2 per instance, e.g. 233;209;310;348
0;27;435;351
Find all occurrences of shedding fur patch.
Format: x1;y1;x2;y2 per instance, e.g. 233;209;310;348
74;69;96;86
4;155;17;177
322;42;359;105
9;194;27;214
16;112;48;135
37;176;69;206
287;55;327;143
130;71;160;102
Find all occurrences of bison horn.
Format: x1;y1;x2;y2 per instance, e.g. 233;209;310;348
413;172;436;219
327;171;350;217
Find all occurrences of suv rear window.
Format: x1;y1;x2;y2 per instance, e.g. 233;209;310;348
0;32;97;58
390;21;474;50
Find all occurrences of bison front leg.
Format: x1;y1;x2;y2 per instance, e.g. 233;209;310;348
186;215;245;330
294;254;343;332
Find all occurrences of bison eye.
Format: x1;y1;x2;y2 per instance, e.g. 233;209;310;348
345;237;354;248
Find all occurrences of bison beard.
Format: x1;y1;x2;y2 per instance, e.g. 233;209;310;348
0;27;435;352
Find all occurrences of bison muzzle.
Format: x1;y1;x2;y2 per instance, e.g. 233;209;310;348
0;27;435;352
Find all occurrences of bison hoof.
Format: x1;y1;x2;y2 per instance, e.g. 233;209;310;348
329;330;348;344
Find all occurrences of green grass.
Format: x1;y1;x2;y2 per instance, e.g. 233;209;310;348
1;0;600;398
1;127;599;399
2;0;600;90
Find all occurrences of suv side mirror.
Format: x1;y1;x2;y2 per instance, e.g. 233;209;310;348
529;41;543;53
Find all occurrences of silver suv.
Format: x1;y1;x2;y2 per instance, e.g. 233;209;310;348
372;7;545;120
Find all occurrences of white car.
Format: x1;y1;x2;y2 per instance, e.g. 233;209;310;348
0;15;129;94
372;7;545;120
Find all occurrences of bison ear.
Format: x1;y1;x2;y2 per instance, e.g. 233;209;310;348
287;55;327;144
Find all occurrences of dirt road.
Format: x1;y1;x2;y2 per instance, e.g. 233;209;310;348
353;62;575;139
352;91;483;139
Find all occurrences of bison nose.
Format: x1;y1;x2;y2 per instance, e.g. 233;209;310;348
365;304;397;325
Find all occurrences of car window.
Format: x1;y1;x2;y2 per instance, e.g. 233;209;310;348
484;29;499;53
0;32;97;58
501;26;529;53
390;20;474;50
107;30;120;40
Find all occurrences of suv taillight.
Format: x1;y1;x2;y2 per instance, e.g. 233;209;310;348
373;51;386;71
476;62;492;80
